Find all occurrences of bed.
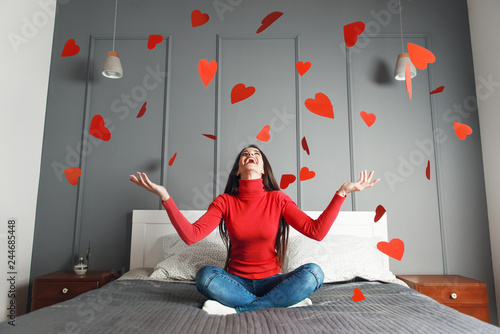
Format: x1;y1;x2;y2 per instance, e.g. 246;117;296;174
2;209;500;333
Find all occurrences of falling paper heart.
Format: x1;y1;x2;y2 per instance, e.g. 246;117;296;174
305;93;334;119
61;38;80;57
405;62;412;100
352;288;365;302
168;152;177;166
231;83;256;104
137;101;147;118
426;160;431;180
148;35;163;49
301;137;310;155
300;167;316;181
360;111;376;127
377;238;405;261
256;11;283;34
296;61;311;76
202;134;217;140
344;21;365;47
280;174;296;190
198;59;218;87
191;10;209;27
257;125;271;142
430;86;445;95
408;43;436;70
454;122;473;140
89;115;111;141
374;205;386;222
64;167;81;186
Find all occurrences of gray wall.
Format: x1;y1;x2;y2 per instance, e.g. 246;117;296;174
31;0;496;323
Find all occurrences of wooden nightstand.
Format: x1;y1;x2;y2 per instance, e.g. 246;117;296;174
31;270;120;311
396;274;490;323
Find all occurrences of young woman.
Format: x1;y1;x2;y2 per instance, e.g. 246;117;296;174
130;145;379;314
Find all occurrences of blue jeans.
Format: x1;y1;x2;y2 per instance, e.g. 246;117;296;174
195;263;324;313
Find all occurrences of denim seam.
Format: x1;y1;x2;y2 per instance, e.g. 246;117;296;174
204;270;256;299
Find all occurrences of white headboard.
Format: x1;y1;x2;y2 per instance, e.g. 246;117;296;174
130;210;388;270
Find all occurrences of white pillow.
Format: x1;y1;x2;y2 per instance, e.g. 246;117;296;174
285;234;400;284
150;231;227;282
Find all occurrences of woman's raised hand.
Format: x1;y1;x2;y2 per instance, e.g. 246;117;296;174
337;170;380;197
129;172;170;202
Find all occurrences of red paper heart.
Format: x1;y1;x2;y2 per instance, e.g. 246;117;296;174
231;83;256;104
360;111;376;127
64;167;81;186
305;93;334;119
257;125;271;142
408;43;436;70
191;10;209;27
377;238;405;261
430;86;445;95
89;115;111;141
256;11;283;34
61;39;80;57
426;160;431;180
148;35;163;50
280;174;296;190
374;205;386;222
137;101;147;118
168;152;177;166
296;61;311;76
198;59;218;87
202;134;217;140
300;167;316;181
301;137;310;155
454;122;473;140
352;288;365;302
344;21;365;47
405;62;412;100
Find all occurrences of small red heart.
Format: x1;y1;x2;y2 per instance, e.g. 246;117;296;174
352;288;365;302
256;11;283;34
89;115;111;141
426;160;431;180
430;86;445;95
137;101;147;118
231;83;256;104
454;122;473;140
408;43;436;70
202;134;217;140
191;10;209;27
198;59;218;87
374;205;386;222
305;93;334;119
405;62;412;100
301;137;310;155
296;61;311;76
64;167;81;186
377;238;405;261
344;21;365;47
61;39;80;57
360;111;376;127
256;125;271;142
280;174;296;190
148;35;163;50
300;167;316;181
168;152;177;166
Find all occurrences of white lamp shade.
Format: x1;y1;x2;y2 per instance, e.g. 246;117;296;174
102;51;123;79
394;53;416;81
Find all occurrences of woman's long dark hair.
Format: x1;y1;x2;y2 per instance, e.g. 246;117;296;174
219;145;290;273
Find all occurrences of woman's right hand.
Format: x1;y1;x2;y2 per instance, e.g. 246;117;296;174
129;172;170;202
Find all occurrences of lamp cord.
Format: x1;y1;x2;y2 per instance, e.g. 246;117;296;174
399;0;404;53
112;0;118;52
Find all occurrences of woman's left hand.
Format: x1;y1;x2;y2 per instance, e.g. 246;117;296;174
337;170;380;197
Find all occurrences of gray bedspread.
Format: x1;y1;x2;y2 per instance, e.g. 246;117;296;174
2;278;500;333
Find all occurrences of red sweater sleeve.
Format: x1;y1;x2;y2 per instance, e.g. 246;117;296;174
281;192;346;241
161;196;225;245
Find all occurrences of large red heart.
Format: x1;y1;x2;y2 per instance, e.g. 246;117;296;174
344;21;365;47
280;174;296;190
168;152;177;166
191;10;209;27
296;61;311;76
405;62;412;100
137;101;147;118
89;115;111;141
430;86;445;95
301;136;310;155
360;111;376;127
300;167;316;181
377;238;405;261
148;35;163;50
408;43;436;70
256;125;271;142
352;288;365;302
64;167;81;186
305;93;334;119
231;83;256;104
198;59;218;87
256;11;283;34
374;205;386;222
61;38;80;57
454;122;473;140
426;160;431;180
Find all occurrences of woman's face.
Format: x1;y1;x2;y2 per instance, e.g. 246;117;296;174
237;147;264;179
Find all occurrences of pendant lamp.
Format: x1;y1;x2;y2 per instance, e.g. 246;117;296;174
102;0;123;79
394;0;416;81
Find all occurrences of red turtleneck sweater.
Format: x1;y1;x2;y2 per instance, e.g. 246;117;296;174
162;178;346;279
